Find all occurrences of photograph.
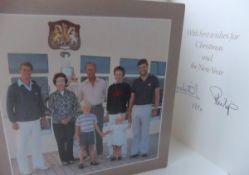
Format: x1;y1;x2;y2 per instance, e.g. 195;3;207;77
0;1;184;175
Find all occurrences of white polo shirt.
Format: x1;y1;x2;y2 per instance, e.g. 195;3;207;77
80;78;107;106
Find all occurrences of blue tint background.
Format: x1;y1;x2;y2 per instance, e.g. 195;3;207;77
80;55;110;73
8;53;48;74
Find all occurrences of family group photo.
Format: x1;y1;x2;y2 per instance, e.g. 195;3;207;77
4;58;164;175
0;11;173;175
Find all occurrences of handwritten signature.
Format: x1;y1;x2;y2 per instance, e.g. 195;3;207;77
176;82;200;100
209;86;239;116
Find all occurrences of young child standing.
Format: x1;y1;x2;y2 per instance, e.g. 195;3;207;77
75;100;109;169
109;114;128;161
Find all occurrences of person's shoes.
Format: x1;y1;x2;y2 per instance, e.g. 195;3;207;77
141;153;148;157
62;161;68;166
68;160;74;164
35;165;49;170
98;154;105;159
78;163;84;169
90;161;99;166
110;156;116;161
130;154;139;158
117;156;122;161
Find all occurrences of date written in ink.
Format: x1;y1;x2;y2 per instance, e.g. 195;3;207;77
192;102;203;112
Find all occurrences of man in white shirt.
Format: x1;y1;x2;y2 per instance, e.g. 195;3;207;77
80;62;107;156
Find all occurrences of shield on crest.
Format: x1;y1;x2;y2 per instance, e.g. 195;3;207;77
48;20;81;50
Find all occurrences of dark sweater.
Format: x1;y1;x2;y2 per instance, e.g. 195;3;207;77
132;74;159;105
107;82;131;114
6;80;45;122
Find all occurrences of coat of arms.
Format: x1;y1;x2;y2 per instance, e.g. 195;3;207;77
48;20;81;50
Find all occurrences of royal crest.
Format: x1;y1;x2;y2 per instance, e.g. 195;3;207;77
48;20;81;50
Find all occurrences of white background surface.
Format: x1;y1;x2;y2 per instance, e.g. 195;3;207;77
170;0;249;175
137;137;227;175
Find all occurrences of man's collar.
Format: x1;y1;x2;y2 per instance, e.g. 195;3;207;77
139;73;150;81
18;79;32;87
86;78;99;83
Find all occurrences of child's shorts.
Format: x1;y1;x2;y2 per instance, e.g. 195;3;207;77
80;131;95;146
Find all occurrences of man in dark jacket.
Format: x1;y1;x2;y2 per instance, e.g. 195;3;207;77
7;62;48;175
